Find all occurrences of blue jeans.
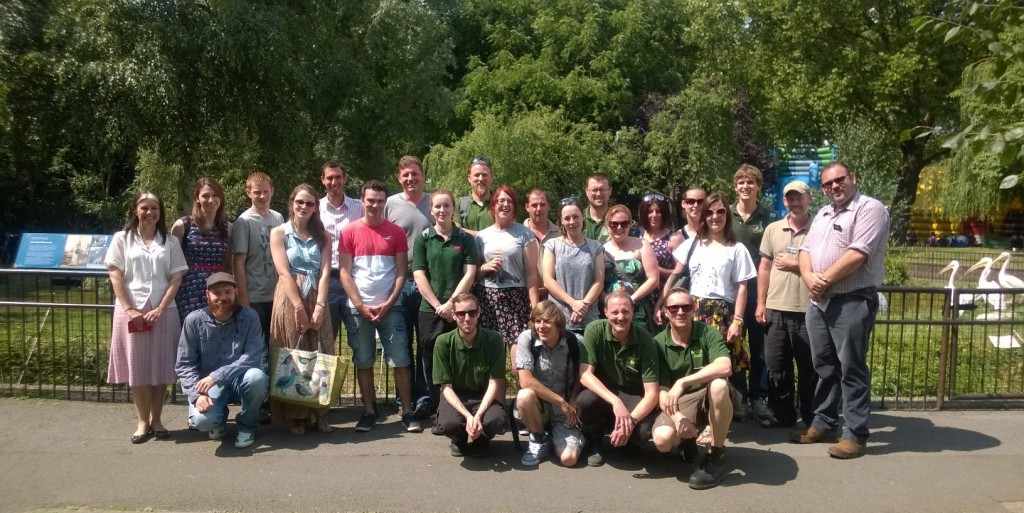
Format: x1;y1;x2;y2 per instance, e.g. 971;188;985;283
399;281;428;407
187;368;269;434
327;270;347;344
806;289;878;444
345;306;410;369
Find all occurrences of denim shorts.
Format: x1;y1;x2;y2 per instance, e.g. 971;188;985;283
345;307;410;369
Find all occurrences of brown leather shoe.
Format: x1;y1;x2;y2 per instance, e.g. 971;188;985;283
789;427;840;444
828;438;866;459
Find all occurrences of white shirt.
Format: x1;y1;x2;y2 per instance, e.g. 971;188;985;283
105;231;189;309
672;237;756;303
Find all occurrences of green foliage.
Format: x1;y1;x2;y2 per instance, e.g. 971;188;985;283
884;251;911;286
833;116;904;206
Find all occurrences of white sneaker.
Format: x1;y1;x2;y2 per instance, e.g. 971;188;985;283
520;434;551;466
208;425;227;440
234;431;255;449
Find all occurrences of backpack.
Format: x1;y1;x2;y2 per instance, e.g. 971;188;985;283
529;331;581;400
459;196;471;226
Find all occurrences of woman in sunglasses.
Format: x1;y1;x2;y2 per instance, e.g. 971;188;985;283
541;199;605;335
268;184;334;434
661;193;755;391
602;204;660;332
475;186;540;359
638;193;681;328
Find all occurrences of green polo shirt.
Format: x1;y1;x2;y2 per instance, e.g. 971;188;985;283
412;226;479;313
432;327;506;393
580;319;658;395
654;321;731;393
584;215;610;243
460;195;494;232
732;203;779;268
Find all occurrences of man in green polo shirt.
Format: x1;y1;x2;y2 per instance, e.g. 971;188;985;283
433;292;507;457
652;288;734;490
583;173;612;243
458;157;495;236
577;291;659;466
731;164;779;423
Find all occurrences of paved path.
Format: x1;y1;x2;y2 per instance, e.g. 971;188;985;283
1;398;1022;513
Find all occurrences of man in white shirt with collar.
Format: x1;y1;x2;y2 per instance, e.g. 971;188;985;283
320;160;363;347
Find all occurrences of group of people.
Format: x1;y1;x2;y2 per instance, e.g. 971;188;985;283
104;157;888;488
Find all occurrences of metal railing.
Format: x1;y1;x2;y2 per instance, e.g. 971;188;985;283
3;269;1023;410
0;269;397;405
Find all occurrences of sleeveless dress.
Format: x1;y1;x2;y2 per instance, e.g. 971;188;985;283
175;216;230;323
645;230;674;309
269;222;335;424
603;244;654;333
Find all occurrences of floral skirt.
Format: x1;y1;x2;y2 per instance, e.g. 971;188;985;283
694;297;749;373
477;285;530;347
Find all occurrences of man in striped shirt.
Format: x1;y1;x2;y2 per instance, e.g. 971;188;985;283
794;162;889;459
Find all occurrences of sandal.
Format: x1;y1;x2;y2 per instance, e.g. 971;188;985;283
315;417;334;433
291;420;306;435
696;426;713;446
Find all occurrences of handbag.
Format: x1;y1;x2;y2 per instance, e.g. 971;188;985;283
676;237;699;291
269;340;348;408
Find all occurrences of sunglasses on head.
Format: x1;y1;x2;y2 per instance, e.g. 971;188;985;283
683;197;705;206
559;196;580;207
470;156;491;167
665;303;695;314
643;193;666;203
453;308;479;318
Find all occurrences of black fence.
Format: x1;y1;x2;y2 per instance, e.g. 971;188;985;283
2;269;1023;410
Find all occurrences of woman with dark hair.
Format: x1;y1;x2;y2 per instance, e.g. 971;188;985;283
268;184;334;434
662;193;755;393
603;204;660;333
541;199;604;335
105;191;188;443
171;177;232;322
475;185;540;358
638;193;680;315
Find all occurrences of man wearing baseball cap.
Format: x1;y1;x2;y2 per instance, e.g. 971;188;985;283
754;180;815;430
175;272;269;449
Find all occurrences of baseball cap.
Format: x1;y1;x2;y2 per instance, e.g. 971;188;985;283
783;181;811;195
206;272;236;289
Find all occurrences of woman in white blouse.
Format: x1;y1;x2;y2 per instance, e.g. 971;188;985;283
105;191;188;444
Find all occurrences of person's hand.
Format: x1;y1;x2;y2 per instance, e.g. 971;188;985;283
125;308;145;330
755;304;767;325
654;308;664;325
142;306;164;327
293;303;310;334
375;300;395;320
311;304;325;330
675;415;698;439
435;301;454;322
195;376;216;395
571;300;588;317
661;385;682;416
808;272;830;297
727;321;742;343
194;395;213;413
480;257;504;274
775;253;800;272
465;413;484;440
560;400;578;428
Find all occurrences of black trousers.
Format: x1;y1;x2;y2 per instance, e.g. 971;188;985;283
577;388;656;446
436;390;507;443
764;309;817;426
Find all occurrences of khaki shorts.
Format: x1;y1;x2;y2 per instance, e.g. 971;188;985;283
652;381;741;434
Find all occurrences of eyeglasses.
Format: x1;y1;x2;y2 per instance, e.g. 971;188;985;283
643;193;665;203
608;220;630;230
665;303;695;315
705;208;728;218
294;199;316;208
820;174;850;190
683;197;705;206
470;156;491;167
453;309;479;318
559;196;580;207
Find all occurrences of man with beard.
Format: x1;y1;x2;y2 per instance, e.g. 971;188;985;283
577;291;660;466
583;173;612;243
176;272;269;449
458;156;495;236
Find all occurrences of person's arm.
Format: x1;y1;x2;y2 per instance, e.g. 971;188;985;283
169;218;186;243
727;281;747;343
756;257;772;325
799;250;827;301
524;239;540;307
633;239;660;302
579;363;632;437
209;310;266;384
338;250;367;319
310;241;331;330
174;318;202;405
270;227;309;332
231;224;251;306
673;355;731;393
822;249;869;286
582;249;605;313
